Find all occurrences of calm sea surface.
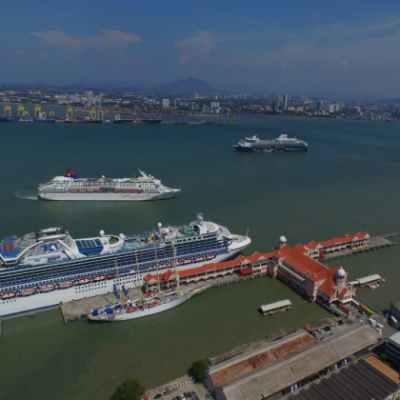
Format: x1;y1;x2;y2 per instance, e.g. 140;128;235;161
0;115;399;400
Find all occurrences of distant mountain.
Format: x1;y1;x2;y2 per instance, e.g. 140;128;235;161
151;78;216;94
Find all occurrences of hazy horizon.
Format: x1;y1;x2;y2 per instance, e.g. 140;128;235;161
1;0;400;99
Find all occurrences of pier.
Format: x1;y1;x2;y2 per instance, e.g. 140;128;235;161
320;235;395;261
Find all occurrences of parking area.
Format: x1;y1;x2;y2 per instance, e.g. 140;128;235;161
145;379;212;400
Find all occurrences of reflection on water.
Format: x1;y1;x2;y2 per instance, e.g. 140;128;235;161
0;116;399;400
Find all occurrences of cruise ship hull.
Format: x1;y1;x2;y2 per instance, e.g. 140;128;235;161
37;191;179;201
0;247;248;317
234;146;307;153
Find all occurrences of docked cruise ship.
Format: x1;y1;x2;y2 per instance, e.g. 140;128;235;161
233;133;308;153
0;215;251;316
38;169;180;201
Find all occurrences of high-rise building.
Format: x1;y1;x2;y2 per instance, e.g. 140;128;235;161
211;101;219;109
162;99;170;108
278;95;288;111
317;100;325;112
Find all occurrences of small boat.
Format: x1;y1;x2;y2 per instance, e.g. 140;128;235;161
1;292;16;299
40;284;56;292
88;291;193;322
107;274;115;280
19;288;36;296
78;278;90;285
59;281;74;289
94;275;106;282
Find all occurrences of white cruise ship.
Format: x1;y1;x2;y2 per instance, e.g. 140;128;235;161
38;169;180;201
0;214;251;317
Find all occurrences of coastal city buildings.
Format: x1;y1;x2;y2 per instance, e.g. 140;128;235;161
0;87;399;121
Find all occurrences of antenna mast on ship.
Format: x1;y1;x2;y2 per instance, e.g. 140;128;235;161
154;245;161;297
134;247;143;303
114;258;123;303
172;240;180;293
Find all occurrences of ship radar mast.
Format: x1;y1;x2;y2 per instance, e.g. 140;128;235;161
197;213;204;224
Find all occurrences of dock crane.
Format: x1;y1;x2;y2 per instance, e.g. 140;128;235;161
17;104;25;118
97;106;104;121
90;107;97;120
3;103;12;117
34;104;41;117
66;105;74;120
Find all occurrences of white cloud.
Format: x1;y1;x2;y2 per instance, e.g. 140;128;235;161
175;31;214;63
31;29;142;49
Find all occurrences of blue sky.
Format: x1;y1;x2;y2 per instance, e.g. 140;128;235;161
1;0;400;98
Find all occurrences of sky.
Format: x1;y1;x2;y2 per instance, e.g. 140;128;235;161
1;0;400;98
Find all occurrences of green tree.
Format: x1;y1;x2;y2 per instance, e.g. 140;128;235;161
192;359;209;383
110;378;145;400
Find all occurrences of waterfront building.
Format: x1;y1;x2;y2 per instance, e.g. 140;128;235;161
386;332;400;368
162;99;170;108
389;301;400;329
145;232;370;305
205;324;381;400
287;355;400;400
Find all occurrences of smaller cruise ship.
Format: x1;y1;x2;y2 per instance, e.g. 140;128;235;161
38;170;180;201
233;133;308;153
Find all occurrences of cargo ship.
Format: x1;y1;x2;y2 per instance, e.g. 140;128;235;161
233;133;308;152
0;116;55;123
0;214;251;317
38;169;180;201
113;114;161;124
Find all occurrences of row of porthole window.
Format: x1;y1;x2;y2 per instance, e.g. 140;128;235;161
0;299;17;304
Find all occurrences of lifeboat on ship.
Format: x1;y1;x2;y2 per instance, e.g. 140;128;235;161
2;291;16;299
78;278;90;285
147;301;159;308
94;275;106;282
206;254;215;260
127;306;138;313
107;274;115;280
183;259;192;265
59;281;74;289
114;189;120;193
19;288;36;296
40;284;56;292
129;189;137;193
143;293;154;298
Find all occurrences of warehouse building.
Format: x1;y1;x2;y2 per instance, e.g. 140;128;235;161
205;324;380;400
287;357;400;400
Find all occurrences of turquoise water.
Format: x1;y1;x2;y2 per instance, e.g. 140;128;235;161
0;116;399;399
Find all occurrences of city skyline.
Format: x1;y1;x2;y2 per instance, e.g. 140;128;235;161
1;1;400;98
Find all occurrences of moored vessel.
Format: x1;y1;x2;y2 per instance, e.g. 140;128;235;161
113;114;161;124
0;214;251;317
233;133;308;153
38;169;180;201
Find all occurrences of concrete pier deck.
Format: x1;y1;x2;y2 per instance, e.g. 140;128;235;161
321;236;395;261
59;273;260;323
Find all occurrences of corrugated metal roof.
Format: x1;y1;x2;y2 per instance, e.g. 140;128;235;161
208;330;316;389
288;359;399;400
218;324;380;400
260;299;291;313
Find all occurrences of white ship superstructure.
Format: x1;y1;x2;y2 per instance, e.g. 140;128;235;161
0;215;251;317
38;169;180;201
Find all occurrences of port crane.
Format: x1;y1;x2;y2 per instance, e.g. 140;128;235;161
3;103;12;117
